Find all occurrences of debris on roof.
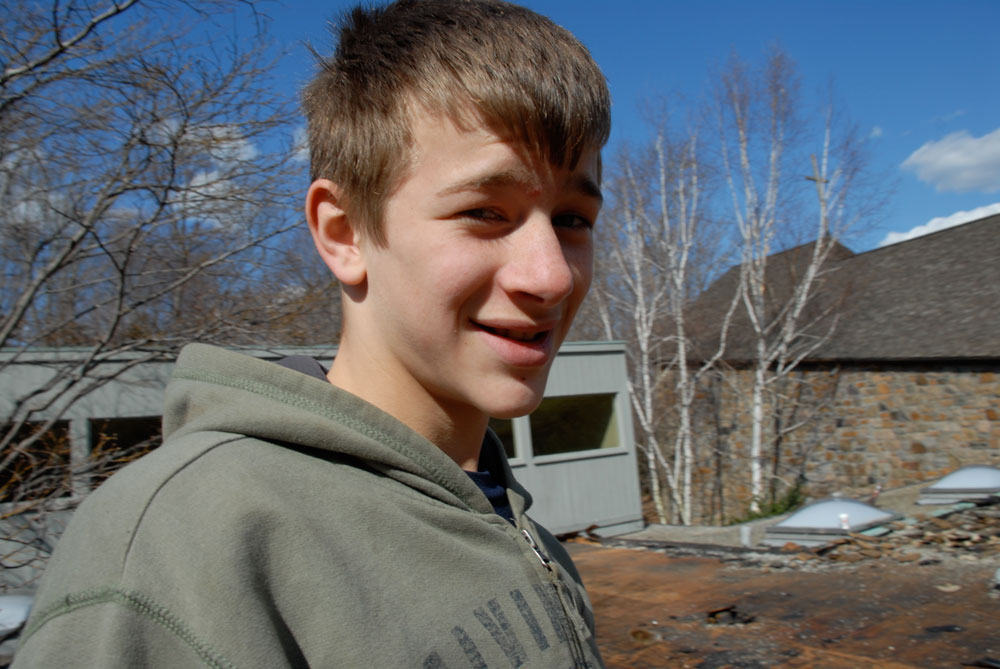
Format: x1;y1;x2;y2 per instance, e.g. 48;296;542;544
779;502;1000;564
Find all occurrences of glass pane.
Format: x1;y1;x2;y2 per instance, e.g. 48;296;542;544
0;420;71;502
88;416;162;485
488;417;516;459
529;394;619;457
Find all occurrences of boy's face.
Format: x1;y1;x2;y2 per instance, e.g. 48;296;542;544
355;111;602;424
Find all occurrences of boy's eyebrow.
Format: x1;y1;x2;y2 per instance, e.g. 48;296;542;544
438;168;603;205
570;173;604;205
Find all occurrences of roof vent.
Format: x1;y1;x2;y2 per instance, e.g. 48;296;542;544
917;465;1000;505
762;498;900;547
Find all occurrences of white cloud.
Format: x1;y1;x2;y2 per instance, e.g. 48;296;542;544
171;169;238;229
869;126;883;139
901;128;1000;193
292;125;309;164
149;119;258;166
878;202;1000;247
200;125;258;165
149;117;183;146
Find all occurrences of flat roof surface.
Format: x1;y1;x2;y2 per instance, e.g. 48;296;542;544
569;540;997;667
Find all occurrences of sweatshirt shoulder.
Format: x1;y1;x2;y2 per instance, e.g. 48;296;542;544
82;429;247;531
27;431;247;602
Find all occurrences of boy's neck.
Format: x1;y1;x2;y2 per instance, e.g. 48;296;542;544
326;343;487;471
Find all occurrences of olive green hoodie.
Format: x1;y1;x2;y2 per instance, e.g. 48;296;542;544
14;344;603;668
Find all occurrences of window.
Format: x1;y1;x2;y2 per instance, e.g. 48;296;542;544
0;421;71;503
88;416;162;486
528;393;619;457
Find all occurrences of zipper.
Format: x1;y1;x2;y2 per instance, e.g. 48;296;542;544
521;528;553;572
518;525;595;667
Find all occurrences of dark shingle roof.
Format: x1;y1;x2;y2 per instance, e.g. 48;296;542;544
690;214;1000;362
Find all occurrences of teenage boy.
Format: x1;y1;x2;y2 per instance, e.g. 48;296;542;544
13;1;610;667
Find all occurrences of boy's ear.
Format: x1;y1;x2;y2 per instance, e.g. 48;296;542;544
305;179;367;286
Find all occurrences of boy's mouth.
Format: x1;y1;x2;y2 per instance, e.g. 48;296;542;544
474;322;550;343
472;319;557;367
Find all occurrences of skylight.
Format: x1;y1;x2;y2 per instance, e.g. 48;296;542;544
918;465;1000;505
762;497;901;547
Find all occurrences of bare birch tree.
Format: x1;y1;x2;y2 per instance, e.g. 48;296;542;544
596;121;735;525
716;47;879;511
0;0;319;565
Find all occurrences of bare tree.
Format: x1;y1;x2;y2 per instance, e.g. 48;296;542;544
715;47;880;511
593;47;883;524
0;0;319;574
595;120;735;525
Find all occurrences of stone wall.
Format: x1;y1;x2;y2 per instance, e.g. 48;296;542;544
669;361;1000;524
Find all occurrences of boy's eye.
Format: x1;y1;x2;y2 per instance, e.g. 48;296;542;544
460;208;507;223
553;213;594;230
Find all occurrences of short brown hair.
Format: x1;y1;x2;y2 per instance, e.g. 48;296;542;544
302;0;611;245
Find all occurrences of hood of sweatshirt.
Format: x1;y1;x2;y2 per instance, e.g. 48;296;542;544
163;343;534;519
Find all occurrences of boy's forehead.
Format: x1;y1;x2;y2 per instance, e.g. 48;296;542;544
405;107;602;195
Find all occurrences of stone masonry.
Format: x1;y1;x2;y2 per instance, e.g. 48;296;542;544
674;362;1000;524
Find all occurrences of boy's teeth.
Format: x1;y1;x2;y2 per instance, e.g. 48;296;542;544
489;327;539;342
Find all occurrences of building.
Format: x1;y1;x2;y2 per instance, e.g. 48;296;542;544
682;214;1000;522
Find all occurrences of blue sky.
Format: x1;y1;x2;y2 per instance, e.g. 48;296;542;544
260;0;999;252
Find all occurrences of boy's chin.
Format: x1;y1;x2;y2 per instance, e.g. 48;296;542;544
482;389;545;420
465;370;552;420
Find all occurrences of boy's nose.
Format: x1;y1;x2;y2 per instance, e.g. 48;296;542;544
498;214;575;306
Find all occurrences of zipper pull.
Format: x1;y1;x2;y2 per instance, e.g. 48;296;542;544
521;528;554;572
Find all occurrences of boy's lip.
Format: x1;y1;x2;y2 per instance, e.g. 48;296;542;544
471;318;559;341
470;318;560;366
